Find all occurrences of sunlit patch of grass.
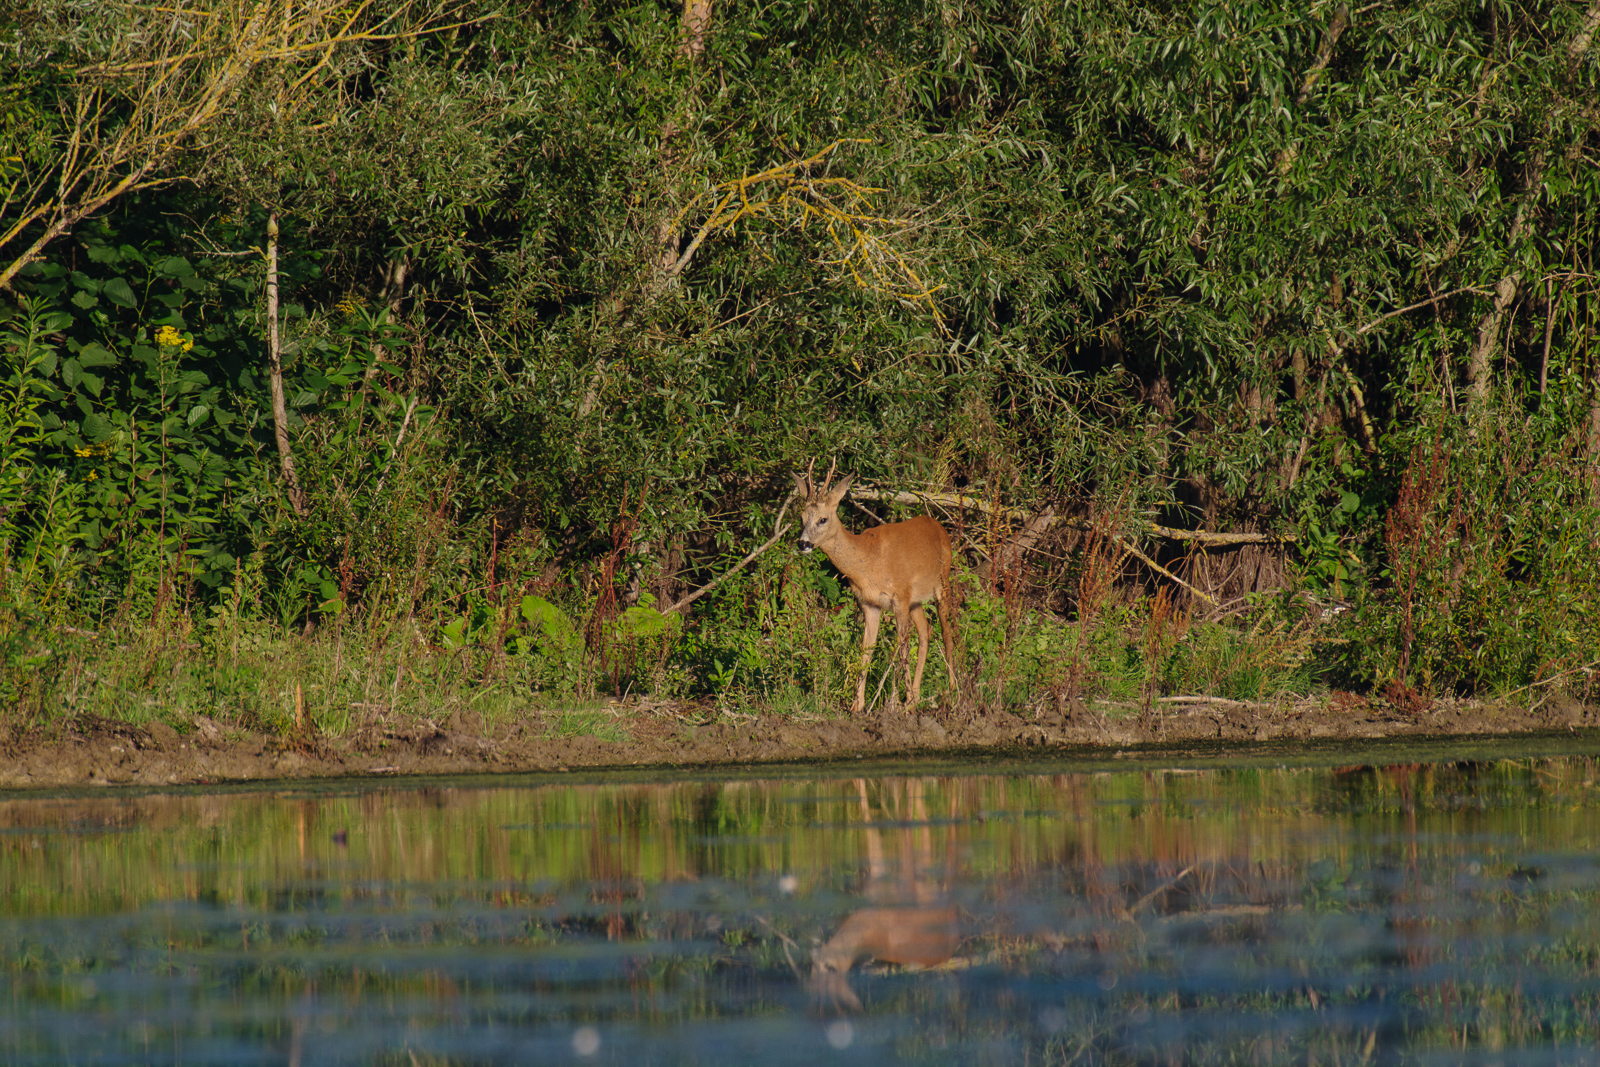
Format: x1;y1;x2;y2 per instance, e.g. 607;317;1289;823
545;708;629;743
1160;605;1324;702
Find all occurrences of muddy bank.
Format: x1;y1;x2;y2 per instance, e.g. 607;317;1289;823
2;691;1595;790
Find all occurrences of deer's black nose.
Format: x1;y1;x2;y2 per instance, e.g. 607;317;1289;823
797;538;815;553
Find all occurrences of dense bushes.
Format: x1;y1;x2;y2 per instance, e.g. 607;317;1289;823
3;0;1599;726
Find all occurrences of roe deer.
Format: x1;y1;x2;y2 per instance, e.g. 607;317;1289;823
793;465;958;714
808;904;960;1011
809;778;959;1012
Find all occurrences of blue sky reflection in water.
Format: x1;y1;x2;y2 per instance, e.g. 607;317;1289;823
6;754;1600;1064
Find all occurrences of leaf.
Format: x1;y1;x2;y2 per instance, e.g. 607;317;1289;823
81;412;113;442
157;256;195;277
610;606;679;640
173;453;201;475
102;277;137;308
187;404;210;427
75;343;118;368
69;290;97;310
61;358;79;388
520;595;580;654
442;616;469;650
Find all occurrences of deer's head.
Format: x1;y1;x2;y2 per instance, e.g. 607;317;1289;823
793;465;853;554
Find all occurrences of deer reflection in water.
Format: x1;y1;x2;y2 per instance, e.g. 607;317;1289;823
808;778;960;1012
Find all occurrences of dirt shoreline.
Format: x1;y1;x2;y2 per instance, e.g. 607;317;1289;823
2;692;1594;791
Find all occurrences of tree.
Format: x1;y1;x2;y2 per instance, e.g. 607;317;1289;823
0;0;473;291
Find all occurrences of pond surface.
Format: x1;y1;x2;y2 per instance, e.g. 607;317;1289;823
7;743;1600;1065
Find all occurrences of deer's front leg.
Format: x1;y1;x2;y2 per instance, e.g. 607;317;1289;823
853;604;882;714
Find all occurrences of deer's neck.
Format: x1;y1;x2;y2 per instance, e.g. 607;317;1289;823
815;523;877;579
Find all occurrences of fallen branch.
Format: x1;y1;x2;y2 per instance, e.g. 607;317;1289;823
1498;656;1600;702
848;488;1294;546
664;497;795;615
1118;864;1199;922
1112;535;1218;606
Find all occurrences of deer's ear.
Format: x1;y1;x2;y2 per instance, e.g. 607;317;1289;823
792;472;811;498
826;475;854;505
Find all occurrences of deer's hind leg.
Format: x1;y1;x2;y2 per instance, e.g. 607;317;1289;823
907;604;932;708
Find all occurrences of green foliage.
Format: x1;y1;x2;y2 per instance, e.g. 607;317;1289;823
1340;408;1600;696
5;0;1600;726
544;708;628;743
1160;607;1323;702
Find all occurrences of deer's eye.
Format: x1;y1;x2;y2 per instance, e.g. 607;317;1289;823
818;517;828;525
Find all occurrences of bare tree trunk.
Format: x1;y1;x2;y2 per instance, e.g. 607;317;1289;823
1467;0;1600;401
1538;277;1556;394
267;212;308;516
358;254;409;402
1467;263;1530;402
577;0;713;420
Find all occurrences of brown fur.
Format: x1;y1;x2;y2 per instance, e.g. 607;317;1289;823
793;469;959;714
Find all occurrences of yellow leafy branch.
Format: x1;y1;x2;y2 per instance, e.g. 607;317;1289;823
665;139;947;330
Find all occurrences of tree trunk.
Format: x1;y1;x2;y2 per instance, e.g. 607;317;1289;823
266;212;308;516
577;0;714;420
358;254;409;403
1466;1;1600;401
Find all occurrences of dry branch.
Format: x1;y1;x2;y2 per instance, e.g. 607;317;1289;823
849;487;1245;606
848;488;1295;546
578;138;944;419
663;497;795;616
1;0;476;290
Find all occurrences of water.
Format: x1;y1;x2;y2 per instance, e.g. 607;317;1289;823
7;743;1600;1065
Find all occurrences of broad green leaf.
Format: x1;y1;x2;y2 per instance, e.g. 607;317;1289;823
102;277;137;308
81;412;113;441
520;595;580;654
75;343;117;368
442;616;469;650
610;606;679;640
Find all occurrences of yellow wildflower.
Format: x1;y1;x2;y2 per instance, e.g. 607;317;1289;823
85;469;98;482
155;325;194;351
